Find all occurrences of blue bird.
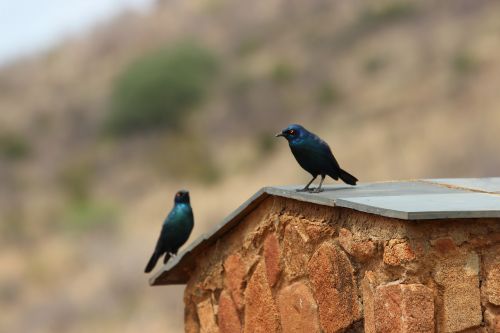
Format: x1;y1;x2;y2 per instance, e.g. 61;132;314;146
276;124;358;192
144;190;194;273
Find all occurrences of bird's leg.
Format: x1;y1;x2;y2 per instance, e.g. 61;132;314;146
310;175;325;193
297;176;317;192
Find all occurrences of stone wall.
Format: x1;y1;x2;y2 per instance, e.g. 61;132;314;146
183;196;500;333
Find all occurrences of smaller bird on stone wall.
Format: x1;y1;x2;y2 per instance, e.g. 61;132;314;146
144;190;194;273
276;124;358;192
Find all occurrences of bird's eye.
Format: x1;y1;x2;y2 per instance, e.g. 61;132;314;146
288;129;296;135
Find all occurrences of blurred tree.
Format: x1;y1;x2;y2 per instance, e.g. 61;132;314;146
106;43;218;135
360;2;418;28
270;61;295;85
59;160;92;203
0;132;30;161
316;81;341;107
452;50;479;76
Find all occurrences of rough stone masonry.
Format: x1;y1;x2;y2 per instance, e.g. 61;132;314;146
182;196;500;333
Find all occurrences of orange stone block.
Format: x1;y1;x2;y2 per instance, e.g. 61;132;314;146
277;282;321;333
196;298;218;333
374;284;434;333
307;242;360;333
218;290;241;333
243;262;279;333
383;239;416;266
223;254;246;310
338;228;377;262
263;233;281;287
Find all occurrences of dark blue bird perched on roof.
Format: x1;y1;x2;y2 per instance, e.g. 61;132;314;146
144;190;194;273
276;124;358;192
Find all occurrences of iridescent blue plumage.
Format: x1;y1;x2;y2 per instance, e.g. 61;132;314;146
276;124;358;192
144;190;194;273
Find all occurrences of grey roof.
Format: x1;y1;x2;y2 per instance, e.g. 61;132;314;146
150;178;500;286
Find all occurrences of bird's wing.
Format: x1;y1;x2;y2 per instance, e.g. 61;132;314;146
159;205;194;251
162;207;181;233
300;136;341;170
153;208;180;253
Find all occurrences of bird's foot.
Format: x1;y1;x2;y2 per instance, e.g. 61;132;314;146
309;188;324;193
296;187;311;192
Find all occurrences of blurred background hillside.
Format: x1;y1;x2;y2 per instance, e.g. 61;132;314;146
1;0;500;332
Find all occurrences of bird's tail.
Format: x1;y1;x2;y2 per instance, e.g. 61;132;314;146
339;168;358;185
145;252;161;273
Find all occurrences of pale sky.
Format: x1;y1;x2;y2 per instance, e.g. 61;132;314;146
0;0;156;65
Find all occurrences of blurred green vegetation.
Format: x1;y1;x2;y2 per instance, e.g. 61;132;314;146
151;134;221;184
1;209;27;244
57;159;120;233
61;200;118;233
359;2;418;28
336;1;419;47
236;37;263;57
229;70;254;96
255;132;277;157
316;82;341;107
106;43;218;135
270;61;295;85
0;132;31;161
363;55;389;75
59;160;93;203
452;50;479;75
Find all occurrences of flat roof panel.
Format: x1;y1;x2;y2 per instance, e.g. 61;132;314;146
266;181;467;205
424;178;500;193
336;193;500;220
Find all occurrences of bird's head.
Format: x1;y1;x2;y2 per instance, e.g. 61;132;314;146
275;124;305;141
174;190;190;204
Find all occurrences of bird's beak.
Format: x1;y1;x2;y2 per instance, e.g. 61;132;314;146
275;132;284;137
